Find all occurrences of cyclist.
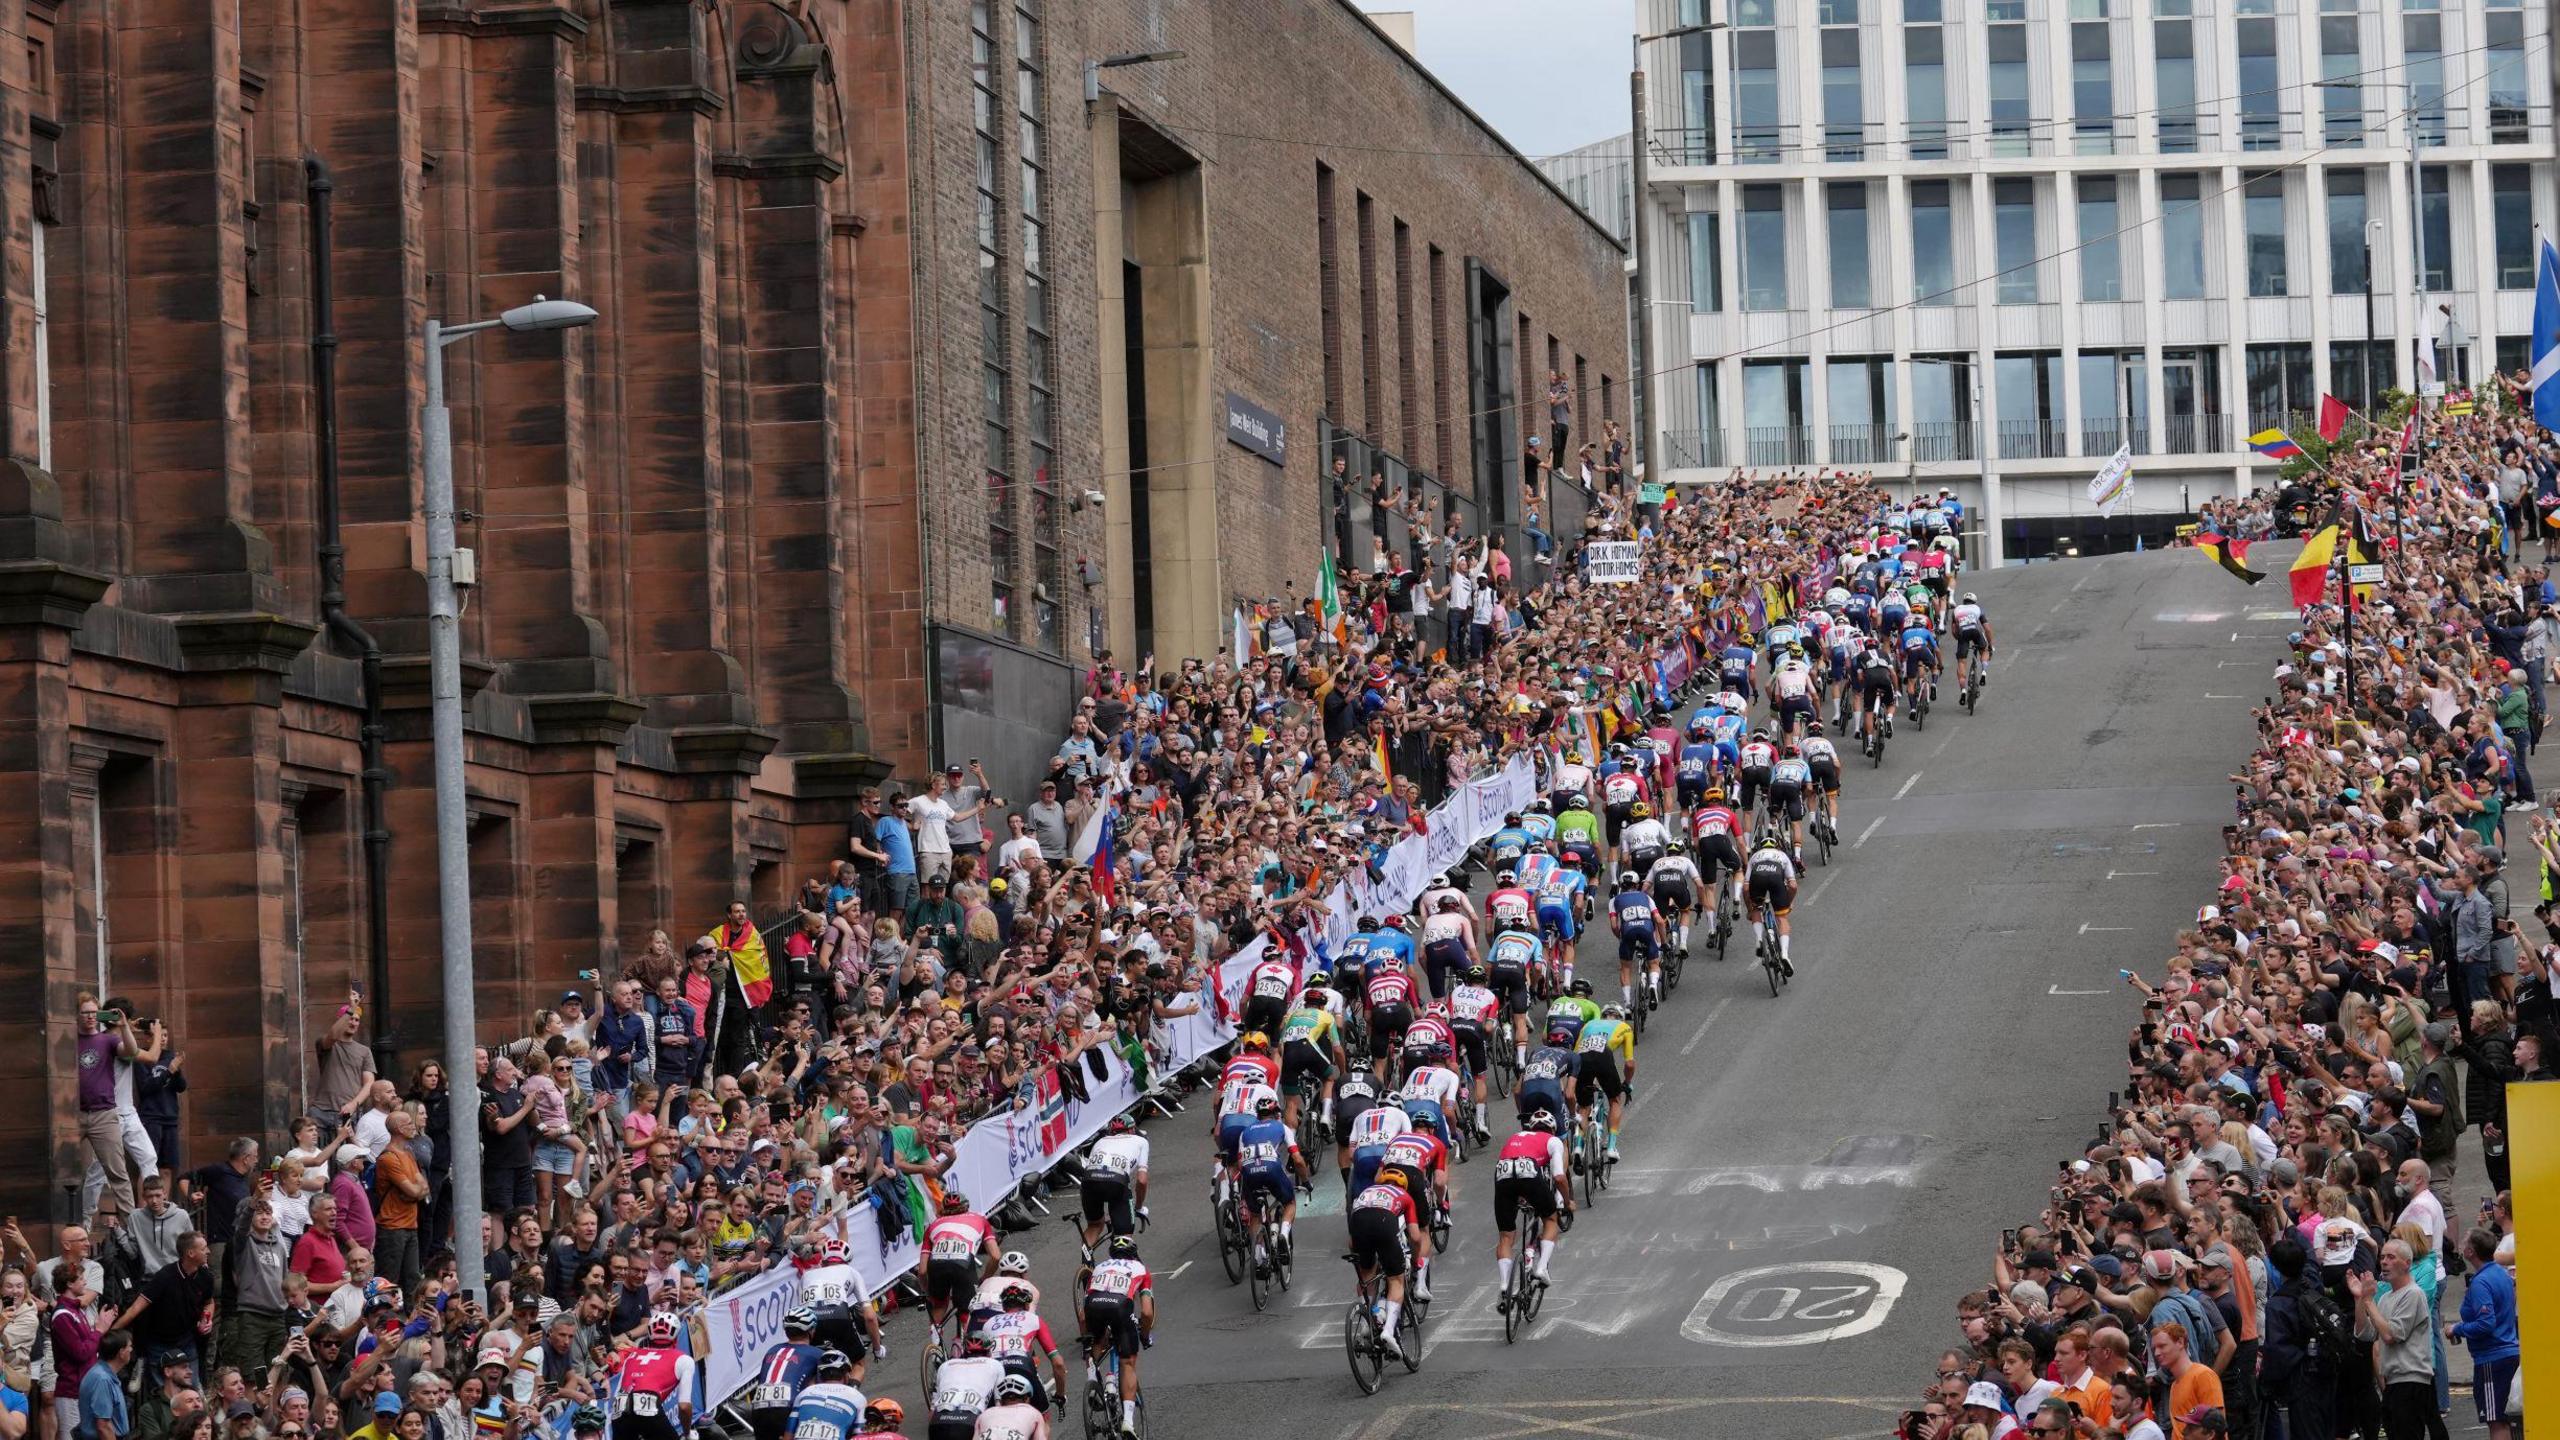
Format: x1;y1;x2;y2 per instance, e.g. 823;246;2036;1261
1212;1065;1279;1209
974;1285;1067;1420
1079;1237;1153;1438
1367;913;1418;976
1333;918;1380;983
1329;1057;1388;1199
924;1339;1003;1440
797;1233;887;1370
1397;1043;1463;1151
1346;1171;1428;1360
1800;722;1843;845
920;1193;1001;1349
617;1312;697;1440
972;1374;1048;1440
1517;799;1559;848
1547;751;1594;813
748;1308;827;1440
1276;994;1343;1141
1217;1029;1280;1094
1533;853;1587;967
1914;539;1954;621
1492;1109;1573;1313
1716;635;1757;703
1574;1003;1636;1164
1607;870;1661;1014
1854;638;1899;755
1343;1083;1412;1196
1222;1094;1306;1274
1236;949;1298;1044
1419;870;1469;919
1597;753;1647;845
784;1351;866;1440
1485;867;1536;937
1080;1115;1149;1252
1877;576;1912;640
1487;813;1535;872
1688;784;1746;936
1744;827;1801;979
1418;893;1478;1001
1952;591;1994;696
1707;696;1748;778
1898;610;1941;705
1553;792;1604;875
1516;1018;1578;1134
1769;647;1818;739
1362;948;1419;1062
1483;923;1542;1069
1735;729;1776;815
1377;1129;1449;1300
1444;965;1502;1143
1768;741;1812;864
1675;719;1720;810
1616;800;1669;882
852;1401;906;1440
971;1252;1041;1318
1645;837;1704;965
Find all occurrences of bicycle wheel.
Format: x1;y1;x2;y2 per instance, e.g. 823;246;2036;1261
1083;1365;1115;1440
1397;1297;1423;1372
1248;1220;1271;1312
1345;1299;1384;1395
1215;1195;1247;1285
1762;931;1783;998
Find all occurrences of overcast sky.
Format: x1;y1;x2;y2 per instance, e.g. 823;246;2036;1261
1364;1;1631;158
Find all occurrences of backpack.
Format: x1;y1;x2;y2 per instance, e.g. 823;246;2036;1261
2296;1283;2356;1361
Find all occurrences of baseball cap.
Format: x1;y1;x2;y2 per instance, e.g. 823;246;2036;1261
2140;1249;2191;1282
1963;1381;2007;1411
559;990;584;1005
2422;1020;2455;1049
2178;1407;2229;1432
226;1401;259;1421
374;1394;405;1416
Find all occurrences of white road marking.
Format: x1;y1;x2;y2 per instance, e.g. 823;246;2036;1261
2204;692;2245;699
1681;1261;1909;1347
2104;870;2159;879
1681;998;1734;1056
2130;823;2176;830
1804;871;1838;907
1161;1260;1194;1281
2071;564;2103;592
1854;815;1887;848
2051;599;2069;613
1892;771;1922;800
2049;984;2113;996
2078;922;2131;934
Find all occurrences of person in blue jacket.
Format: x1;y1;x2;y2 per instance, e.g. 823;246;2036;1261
2446;1229;2519;1438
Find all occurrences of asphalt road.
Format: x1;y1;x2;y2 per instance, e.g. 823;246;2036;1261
865;549;2292;1439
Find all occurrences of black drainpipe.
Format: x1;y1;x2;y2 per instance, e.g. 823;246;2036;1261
307;155;395;1055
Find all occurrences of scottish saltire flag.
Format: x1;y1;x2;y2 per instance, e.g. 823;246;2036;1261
2533;236;2559;433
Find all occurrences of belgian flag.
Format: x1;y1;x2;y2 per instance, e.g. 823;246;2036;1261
2195;531;2265;586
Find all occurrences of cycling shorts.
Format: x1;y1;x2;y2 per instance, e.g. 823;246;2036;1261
1081;1171;1138;1235
1693;833;1743;881
1616;924;1658;961
1649;879;1695;914
1280;1038;1335;1091
1449;1023;1490;1079
1241;1162;1296;1210
1494;1173;1561;1230
926;1257;978;1308
1347;1206;1410;1277
1809;759;1841;794
1575;1053;1628;1106
1766;782;1806;822
1957;628;1985;658
1745;870;1796;916
1239;993;1288;1041
1516;1081;1569;1123
1083;1292;1143;1359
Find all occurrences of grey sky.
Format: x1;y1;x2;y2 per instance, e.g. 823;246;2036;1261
1364;1;1631;158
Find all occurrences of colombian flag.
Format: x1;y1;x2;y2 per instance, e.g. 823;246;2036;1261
2195;531;2265;586
2248;428;2307;461
2289;523;2339;608
709;919;773;1006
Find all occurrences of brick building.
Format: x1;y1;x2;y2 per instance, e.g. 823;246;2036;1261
0;0;1622;1226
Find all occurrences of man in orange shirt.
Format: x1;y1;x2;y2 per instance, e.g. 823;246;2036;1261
370;1110;429;1295
2047;1325;2111;1430
2150;1322;2224;1440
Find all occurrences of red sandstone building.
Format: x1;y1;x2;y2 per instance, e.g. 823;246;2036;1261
0;0;1621;1225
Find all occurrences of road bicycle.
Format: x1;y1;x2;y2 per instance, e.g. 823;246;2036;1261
1291;1066;1330;1159
1343;1256;1423;1394
1499;1202;1552;1343
1808;811;1835;867
1710;882;1736;962
1211;1171;1249;1285
1245;1182;1294;1311
1569;1105;1606;1206
1488;1024;1519;1099
1077;1336;1143;1439
1755;896;1790;998
918;1284;971;1395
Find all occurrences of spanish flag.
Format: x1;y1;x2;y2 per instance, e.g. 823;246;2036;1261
2195;531;2265;586
2289;523;2339;609
708;918;773;1006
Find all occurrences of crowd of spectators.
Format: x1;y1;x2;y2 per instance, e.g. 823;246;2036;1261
6;435;1900;1440
1910;380;2553;1440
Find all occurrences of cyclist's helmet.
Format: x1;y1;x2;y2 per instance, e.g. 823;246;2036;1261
1630;801;1652;821
816;1349;855;1378
783;1305;816;1334
1304;970;1331;990
1667;837;1688;853
1108;1235;1141;1260
1617;870;1639;888
1464;964;1489;984
1686;715;1710;739
1357;916;1380;933
939;1190;973;1216
571;1410;606;1437
1526;798;1551;815
1601;1003;1628;1020
1495;868;1517;886
1962;592;1978;604
1702;785;1727;803
1565;791;1588;810
1751;727;1770;741
998;1285;1032;1311
1254;1094;1281;1117
994;1376;1035;1404
1241;1030;1272;1052
1806;719;1823;736
1430;872;1451;890
1383;915;1409;932
819;1237;850;1265
999;1250;1032;1276
645;1311;681;1345
1526;1109;1559;1133
862;1400;906;1431
1503;812;1522;826
1106;1114;1136;1136
1436;894;1464;912
1568;978;1595;998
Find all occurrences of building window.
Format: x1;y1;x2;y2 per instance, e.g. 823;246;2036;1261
1689;209;1724;313
2486;11;2527;142
2328;340;2390;413
1742;358;1810;464
1905;0;1939;17
2245;174;2289;297
1905;26;1948;159
1986;22;2030;154
2319;16;2362;145
2079;350;2148;452
31;222;48;471
2327;169;2370;295
1693;361;1724;467
1678;29;1717;164
1819;0;1858;19
1821;28;1863;160
1017;0;1059;651
1994;178;2037;304
1911;354;1975;460
2161;173;2207;300
1733;30;1780;163
1741;184;1788;311
1427;244;1453;479
2236;19;2280;150
2155;20;2197;152
2493;165;2533;288
2078;176;2122;302
1911;180;1955;306
1994;351;2063;458
1826;356;1895;462
2405;16;2444;145
2246;342;2316;427
1394;219;1419;462
973;0;1014;630
2071;23;2113;153
2419;165;2452;290
1828;183;1871;309
1356;192;1380;435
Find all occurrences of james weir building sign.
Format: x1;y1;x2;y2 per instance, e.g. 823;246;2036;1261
1222;390;1288;466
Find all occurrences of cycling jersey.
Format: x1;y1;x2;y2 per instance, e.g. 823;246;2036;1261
749;1342;824;1415
1646;854;1703;894
1952;602;1985;634
1402;1014;1455;1056
1486;885;1536;930
1333;934;1377;976
1901;624;1937;654
926;1356;1004;1425
1346;1105;1411;1148
1498;1130;1570;1183
1554;809;1602;847
1086;1256;1152;1301
1217;1079;1279;1120
1619;817;1669;861
1224;1117;1298;1172
1086;1133;1149;1178
1446;983;1501;1029
1544;996;1601;1044
785;1381;869;1440
1801;737;1839;767
1520;1045;1576;1089
1368;931;1417;969
1746;846;1800;883
1220;1052;1279;1090
1400;1065;1462;1110
1676;743;1717;784
1517;813;1559;845
1576;1017;1635;1068
1737;741;1775;772
1689;805;1743;842
1771;758;1812;789
1487;826;1534;867
1421;911;1471;947
1486;929;1542;976
1279;1006;1335;1049
1365;967;1417;1009
1599;769;1644;809
1245;960;1296;1003
1610;890;1658;932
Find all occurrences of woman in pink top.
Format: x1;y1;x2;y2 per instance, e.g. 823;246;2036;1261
47;1266;100;1439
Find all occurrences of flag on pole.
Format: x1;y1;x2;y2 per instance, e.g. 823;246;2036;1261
2316;394;2351;443
1090;806;1119;907
2195;531;2266;586
708;918;773;1006
2395;411;2418;456
1231;605;1253;663
1318;548;1349;645
2247;428;2307;461
2417;336;2439;395
2086;443;2133;518
1372;725;1392;785
2289;522;2339;608
2533;235;2560;432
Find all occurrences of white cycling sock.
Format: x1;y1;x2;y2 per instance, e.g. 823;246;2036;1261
1279;1218;1292;1240
1497;1256;1515;1289
1536;1241;1555;1279
1123;1401;1139;1430
1381;1298;1403;1333
1779;933;1792;959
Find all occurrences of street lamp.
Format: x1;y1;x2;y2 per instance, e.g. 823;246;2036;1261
1083;49;1186;104
2363;217;2384;414
1630;18;1725;488
424;294;597;1306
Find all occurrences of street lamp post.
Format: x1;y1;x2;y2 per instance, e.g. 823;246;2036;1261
1082;49;1186;105
1630;19;1721;491
2363;217;2383;416
425;295;598;1305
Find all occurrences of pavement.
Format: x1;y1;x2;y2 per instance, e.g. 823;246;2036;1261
861;549;2300;1438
